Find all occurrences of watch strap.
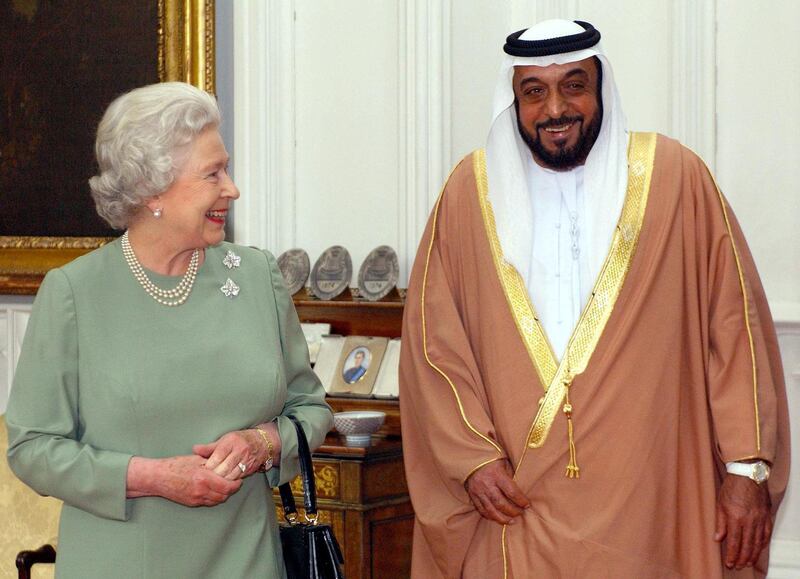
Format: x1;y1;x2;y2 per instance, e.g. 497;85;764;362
725;460;769;483
725;462;754;477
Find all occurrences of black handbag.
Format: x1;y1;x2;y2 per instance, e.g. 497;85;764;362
279;416;345;579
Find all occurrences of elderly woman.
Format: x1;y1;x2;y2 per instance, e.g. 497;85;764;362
5;82;333;577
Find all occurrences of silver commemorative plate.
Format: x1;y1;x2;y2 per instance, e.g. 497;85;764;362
310;245;352;300
277;249;310;295
357;245;399;301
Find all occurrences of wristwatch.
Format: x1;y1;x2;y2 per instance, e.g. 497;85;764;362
725;460;770;484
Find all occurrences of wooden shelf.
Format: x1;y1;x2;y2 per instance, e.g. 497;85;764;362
293;288;405;338
316;434;403;461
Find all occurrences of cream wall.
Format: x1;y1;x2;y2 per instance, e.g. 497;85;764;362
0;297;31;415
228;0;735;286
225;1;797;297
223;1;798;575
1;1;797;574
716;2;800;319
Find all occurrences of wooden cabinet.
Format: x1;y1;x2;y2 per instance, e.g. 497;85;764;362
274;432;413;578
276;293;413;577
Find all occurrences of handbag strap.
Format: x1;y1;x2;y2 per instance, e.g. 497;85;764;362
278;415;318;522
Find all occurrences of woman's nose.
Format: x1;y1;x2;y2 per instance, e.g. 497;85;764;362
221;172;240;199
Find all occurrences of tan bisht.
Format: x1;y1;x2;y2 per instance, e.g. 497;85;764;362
399;132;790;579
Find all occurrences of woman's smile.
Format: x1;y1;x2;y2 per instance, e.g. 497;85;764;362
205;208;228;225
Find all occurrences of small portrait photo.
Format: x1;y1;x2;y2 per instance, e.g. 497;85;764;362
342;347;371;384
330;336;388;397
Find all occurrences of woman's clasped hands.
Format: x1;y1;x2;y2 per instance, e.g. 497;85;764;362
126;423;281;508
194;422;281;480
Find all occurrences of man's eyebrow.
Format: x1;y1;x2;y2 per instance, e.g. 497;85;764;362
518;68;590;87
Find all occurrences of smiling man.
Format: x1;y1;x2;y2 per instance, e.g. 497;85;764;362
399;19;790;578
514;57;602;170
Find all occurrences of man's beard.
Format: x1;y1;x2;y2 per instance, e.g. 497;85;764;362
516;104;603;171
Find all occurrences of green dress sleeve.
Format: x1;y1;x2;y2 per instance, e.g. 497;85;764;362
261;251;333;487
5;268;132;521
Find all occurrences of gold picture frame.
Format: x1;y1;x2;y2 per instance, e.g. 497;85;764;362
0;0;215;295
328;336;390;398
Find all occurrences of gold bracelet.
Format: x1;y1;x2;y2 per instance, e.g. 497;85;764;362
255;427;274;471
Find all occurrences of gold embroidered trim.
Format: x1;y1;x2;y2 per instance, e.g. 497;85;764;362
463;456;506;485
475;133;658;459
502;524;509;579
707;173;761;452
474;151;557;389
730;454;763;462
524;132;657;452
420;172;504;456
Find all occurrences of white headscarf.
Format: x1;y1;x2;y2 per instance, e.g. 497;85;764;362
485;19;629;287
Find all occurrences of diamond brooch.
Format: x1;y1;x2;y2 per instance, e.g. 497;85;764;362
220;251;241;297
223;250;241;269
221;278;240;298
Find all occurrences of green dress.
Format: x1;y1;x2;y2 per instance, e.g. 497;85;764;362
6;239;333;578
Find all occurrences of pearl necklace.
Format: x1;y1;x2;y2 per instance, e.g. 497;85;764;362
121;231;200;306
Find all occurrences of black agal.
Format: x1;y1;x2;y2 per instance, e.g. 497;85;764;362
503;21;600;57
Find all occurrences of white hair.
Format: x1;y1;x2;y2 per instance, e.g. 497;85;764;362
88;82;221;229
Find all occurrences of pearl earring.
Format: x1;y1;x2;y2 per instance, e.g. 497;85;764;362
153;208;162;219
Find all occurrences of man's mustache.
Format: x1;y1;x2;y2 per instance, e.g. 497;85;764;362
536;115;583;131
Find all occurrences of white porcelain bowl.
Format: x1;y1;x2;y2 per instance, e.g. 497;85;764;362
333;411;386;446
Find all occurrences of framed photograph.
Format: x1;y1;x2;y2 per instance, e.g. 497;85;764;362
0;0;215;294
329;336;389;397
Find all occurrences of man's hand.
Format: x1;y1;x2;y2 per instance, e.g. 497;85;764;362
465;459;530;525
714;473;773;570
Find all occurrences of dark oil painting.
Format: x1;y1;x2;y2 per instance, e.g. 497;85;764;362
0;0;158;237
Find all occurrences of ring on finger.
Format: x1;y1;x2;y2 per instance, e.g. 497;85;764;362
237;462;247;474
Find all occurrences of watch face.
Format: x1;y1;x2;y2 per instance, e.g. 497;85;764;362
753;462;769;483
